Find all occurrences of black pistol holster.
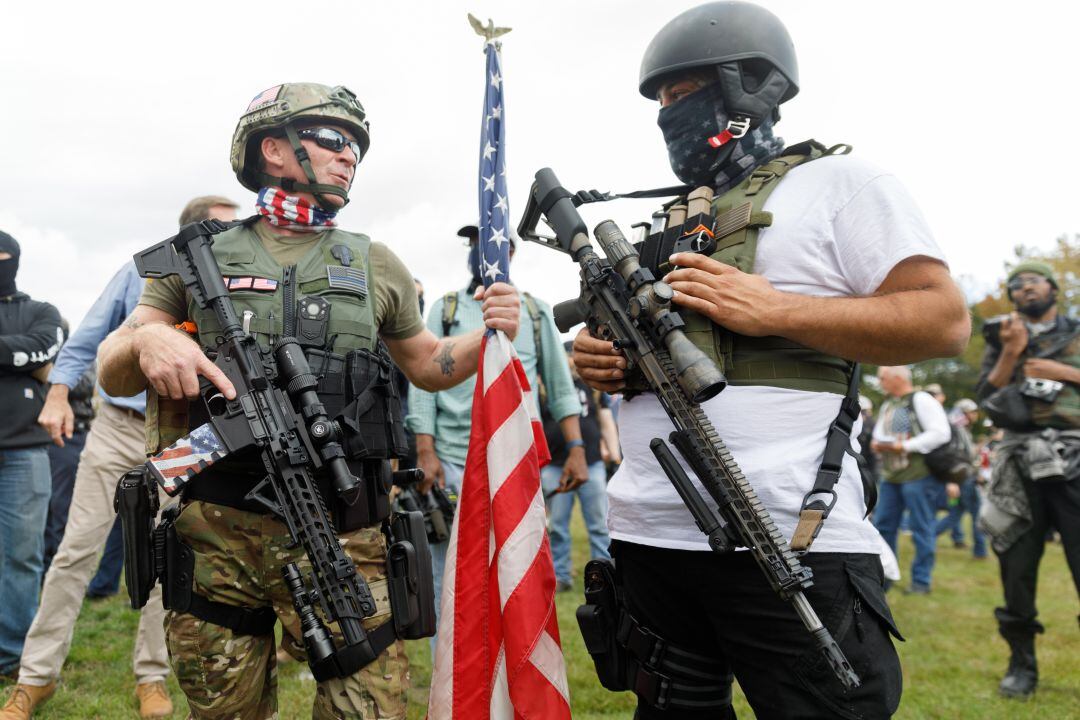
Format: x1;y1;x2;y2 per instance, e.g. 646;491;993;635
114;466;160;610
116;466;277;635
385;510;437;640
576;559;734;712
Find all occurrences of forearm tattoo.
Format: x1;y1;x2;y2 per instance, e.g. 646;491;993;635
436;342;456;376
122;316;144;330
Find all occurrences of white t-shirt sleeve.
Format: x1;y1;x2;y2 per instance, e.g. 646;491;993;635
830;172;946;296
904;391;951;453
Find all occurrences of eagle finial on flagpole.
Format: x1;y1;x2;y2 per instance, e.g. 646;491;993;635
468;12;511;48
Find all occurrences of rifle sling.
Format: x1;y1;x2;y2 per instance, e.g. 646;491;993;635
790;363;863;551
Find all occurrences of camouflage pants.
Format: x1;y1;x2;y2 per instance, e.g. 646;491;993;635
164;500;408;719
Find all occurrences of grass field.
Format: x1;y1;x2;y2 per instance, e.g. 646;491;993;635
6;515;1078;719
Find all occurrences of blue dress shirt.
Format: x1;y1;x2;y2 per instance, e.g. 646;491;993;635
49;262;146;414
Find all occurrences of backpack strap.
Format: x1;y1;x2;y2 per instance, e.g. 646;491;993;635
521;292;547;407
440;291;459;337
790;362;863;551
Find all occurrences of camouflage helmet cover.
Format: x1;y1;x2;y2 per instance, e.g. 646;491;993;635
230;83;372;193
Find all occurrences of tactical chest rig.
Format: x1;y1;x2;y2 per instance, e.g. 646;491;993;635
118;219;435;682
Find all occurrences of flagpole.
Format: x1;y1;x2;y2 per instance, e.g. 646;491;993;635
427;16;570;720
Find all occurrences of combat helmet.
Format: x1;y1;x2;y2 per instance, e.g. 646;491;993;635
640;1;798;142
230;83;371;207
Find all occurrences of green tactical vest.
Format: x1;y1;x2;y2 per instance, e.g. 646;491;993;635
675;140;852;394
146;222;377;454
879;392;930;484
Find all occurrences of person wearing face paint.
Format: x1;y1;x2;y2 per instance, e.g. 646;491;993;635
568;3;970;718
0;231;63;682
95;83;520;720
975;261;1080;700
406;223;584;649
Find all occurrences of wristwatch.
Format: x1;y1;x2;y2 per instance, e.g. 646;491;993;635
566;439;585;451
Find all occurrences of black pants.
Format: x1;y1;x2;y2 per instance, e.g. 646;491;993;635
613;541;903;720
994;475;1080;633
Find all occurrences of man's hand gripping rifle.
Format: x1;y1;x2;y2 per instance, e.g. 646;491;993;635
130;220;382;682
517;169;861;689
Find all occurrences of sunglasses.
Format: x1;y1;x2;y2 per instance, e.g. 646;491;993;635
297;127;362;164
1007;275;1048;292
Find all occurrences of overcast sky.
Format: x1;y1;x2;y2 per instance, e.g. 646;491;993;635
5;1;1080;330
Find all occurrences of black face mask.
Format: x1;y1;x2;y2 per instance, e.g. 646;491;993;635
0;231;20;297
657;83;735;187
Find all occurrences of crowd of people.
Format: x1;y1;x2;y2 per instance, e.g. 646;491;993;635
0;2;1077;719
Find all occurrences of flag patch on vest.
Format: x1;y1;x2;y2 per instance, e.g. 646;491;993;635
327;265;367;296
146;423;227;495
225;276;279;291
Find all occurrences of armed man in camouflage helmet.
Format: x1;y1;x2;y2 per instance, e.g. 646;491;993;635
97;83;521;719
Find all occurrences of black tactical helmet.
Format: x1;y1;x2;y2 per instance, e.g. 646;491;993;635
640;2;798;127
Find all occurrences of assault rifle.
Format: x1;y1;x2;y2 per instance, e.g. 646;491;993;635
391;468;457;544
517;169;861;689
132;220;381;682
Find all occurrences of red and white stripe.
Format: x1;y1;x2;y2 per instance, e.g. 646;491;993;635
428;330;570;720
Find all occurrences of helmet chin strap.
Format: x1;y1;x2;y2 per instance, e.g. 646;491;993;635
255;124;351;210
707;62;790;149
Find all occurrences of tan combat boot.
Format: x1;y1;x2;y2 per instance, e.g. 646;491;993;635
0;682;56;719
135;681;173;719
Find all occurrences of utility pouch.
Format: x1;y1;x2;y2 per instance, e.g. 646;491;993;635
386;511;436;639
576;559;629;691
161;505;195;613
339;348;409;460
114;466;160;610
305;348;347;418
335;459;392;531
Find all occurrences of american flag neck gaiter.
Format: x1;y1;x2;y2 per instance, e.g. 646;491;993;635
255;187;338;232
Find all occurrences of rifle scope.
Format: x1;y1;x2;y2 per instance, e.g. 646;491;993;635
591;220;726;403
275;339;360;496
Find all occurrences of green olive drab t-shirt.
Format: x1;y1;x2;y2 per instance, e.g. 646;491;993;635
138;220;424;341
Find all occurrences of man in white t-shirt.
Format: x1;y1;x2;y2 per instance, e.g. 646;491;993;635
571;3;970;718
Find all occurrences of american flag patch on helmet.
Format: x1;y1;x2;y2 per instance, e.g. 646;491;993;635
247;85;282;112
146;423;227;495
327;265;367;297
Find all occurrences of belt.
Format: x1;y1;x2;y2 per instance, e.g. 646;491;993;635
106;403;145;421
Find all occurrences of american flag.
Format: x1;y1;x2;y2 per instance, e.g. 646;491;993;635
428;40;571;720
246;85;281;111
145;422;227;495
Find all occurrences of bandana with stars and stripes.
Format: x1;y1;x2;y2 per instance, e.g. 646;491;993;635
657;81;785;194
256;187;338;232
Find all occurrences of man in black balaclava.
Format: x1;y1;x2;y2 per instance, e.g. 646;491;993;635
0;229;64;679
0;231;21;298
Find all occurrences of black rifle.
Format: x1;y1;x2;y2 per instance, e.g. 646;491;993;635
517;169;860;689
133;220;381;682
391;468;457;544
